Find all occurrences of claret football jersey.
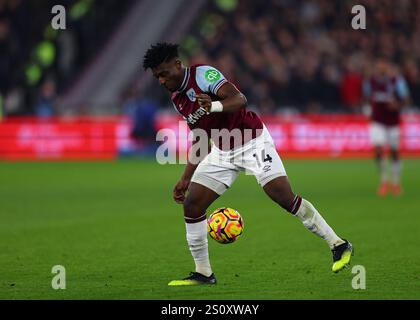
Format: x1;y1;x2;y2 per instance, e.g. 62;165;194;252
171;65;263;150
363;76;409;126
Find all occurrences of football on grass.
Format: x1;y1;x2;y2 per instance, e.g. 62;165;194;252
207;207;244;244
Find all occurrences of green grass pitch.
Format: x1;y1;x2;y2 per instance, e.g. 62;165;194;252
0;159;419;299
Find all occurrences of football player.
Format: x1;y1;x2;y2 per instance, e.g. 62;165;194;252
143;43;353;285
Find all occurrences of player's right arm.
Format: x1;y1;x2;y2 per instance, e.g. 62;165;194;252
173;161;197;204
173;133;210;204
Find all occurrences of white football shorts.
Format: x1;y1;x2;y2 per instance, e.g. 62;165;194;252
370;122;400;149
191;126;286;195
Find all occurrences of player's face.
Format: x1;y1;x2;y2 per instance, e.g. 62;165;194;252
375;60;389;77
152;59;184;92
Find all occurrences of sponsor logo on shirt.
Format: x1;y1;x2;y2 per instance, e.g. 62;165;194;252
185;107;208;125
205;69;221;83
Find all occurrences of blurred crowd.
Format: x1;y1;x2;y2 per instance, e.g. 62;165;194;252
0;0;134;117
179;0;420;113
2;0;420;118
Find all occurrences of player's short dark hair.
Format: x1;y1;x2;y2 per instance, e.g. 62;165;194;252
143;42;179;70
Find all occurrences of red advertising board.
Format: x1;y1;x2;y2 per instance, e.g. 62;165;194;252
0;117;120;160
1;114;420;160
261;114;420;158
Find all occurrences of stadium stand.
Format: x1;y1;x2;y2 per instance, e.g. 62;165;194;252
0;0;134;117
1;0;420;160
173;0;420;113
1;0;419;118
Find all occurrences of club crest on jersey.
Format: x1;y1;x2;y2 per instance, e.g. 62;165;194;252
186;88;197;102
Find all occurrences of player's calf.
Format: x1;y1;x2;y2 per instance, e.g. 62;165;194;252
183;199;208;223
262;176;296;212
182;183;219;278
263;176;352;271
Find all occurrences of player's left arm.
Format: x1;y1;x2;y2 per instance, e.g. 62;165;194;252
194;65;247;113
397;77;410;106
196;82;247;113
390;76;411;110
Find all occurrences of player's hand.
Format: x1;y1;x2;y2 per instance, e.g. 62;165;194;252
388;100;401;111
173;178;190;204
196;93;212;113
